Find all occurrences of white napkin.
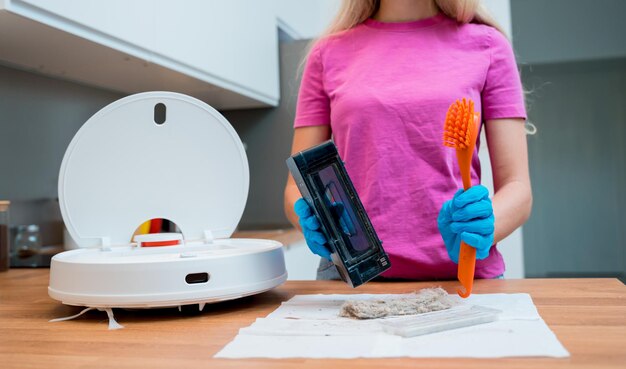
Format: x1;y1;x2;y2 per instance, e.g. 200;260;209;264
215;293;569;359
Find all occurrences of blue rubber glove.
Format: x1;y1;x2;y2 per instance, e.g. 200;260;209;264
437;185;495;263
294;198;332;260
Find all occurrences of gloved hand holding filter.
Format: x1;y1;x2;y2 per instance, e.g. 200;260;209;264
294;198;332;260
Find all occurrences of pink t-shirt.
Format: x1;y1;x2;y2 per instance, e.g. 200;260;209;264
294;13;526;279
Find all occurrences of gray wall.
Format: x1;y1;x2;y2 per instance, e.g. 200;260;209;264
0;64;122;200
511;0;626;64
521;58;626;280
223;40;307;229
511;0;626;281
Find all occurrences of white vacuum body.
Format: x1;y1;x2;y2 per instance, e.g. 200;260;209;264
49;92;287;308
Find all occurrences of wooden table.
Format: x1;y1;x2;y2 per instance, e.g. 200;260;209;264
232;228;304;250
0;270;624;369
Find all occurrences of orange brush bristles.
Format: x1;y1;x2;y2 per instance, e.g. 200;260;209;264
443;98;475;150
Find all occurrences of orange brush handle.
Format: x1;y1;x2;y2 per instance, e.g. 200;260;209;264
458;242;476;297
456;112;480;298
456;147;474;190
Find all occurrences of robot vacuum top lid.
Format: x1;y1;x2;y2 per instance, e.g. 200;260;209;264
58;92;249;249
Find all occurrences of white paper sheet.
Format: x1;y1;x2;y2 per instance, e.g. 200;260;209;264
214;293;570;359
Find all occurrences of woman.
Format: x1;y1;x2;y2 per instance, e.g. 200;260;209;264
284;0;532;280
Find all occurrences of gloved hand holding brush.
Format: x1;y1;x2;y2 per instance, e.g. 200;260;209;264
437;185;495;263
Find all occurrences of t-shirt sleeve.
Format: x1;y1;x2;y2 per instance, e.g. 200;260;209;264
294;42;331;127
481;29;527;121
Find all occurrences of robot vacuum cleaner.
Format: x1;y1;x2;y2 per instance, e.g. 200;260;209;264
48;92;287;310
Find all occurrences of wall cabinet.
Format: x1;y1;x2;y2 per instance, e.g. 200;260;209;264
0;0;280;109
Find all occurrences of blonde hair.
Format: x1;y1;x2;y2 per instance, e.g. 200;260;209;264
304;0;537;134
298;0;505;77
323;0;504;37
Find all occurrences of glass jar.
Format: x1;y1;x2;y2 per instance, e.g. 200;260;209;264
0;201;9;271
12;224;42;268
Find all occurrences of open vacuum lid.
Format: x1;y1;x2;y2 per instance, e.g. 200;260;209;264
58;92;249;248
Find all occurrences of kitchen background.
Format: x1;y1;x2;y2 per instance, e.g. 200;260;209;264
0;0;624;281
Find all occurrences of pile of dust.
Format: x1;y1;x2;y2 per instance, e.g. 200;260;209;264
339;287;455;319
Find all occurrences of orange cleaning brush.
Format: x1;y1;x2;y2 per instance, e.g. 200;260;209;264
443;98;480;298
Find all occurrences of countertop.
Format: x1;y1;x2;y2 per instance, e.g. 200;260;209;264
232;228;304;248
0;271;625;369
